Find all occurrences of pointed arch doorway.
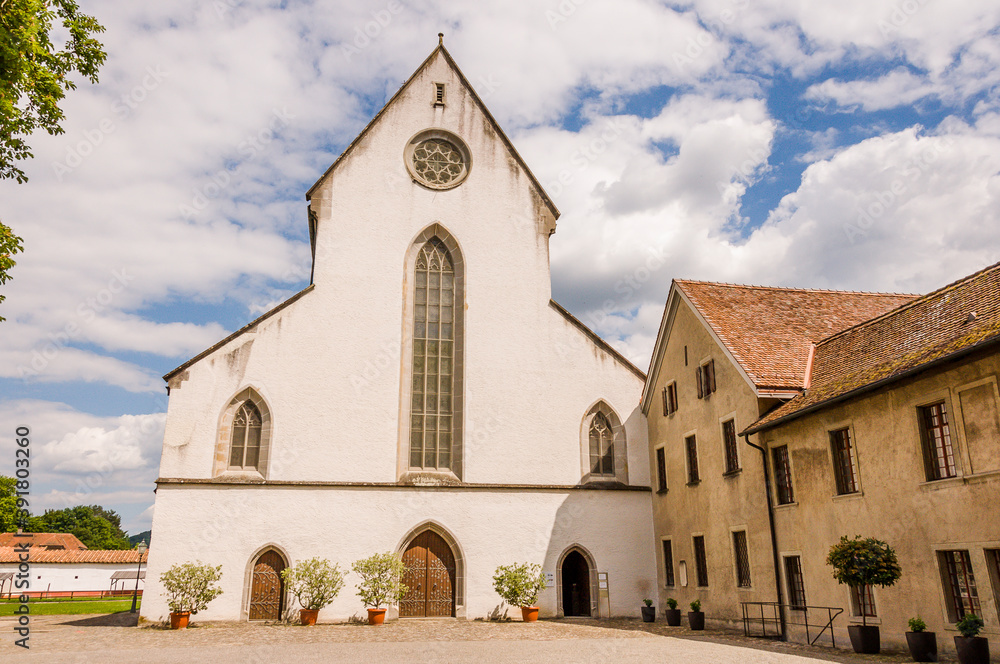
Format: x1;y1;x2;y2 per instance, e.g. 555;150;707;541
248;549;286;620
399;530;456;617
561;549;593;617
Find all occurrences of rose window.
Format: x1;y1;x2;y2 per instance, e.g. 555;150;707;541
412;139;466;187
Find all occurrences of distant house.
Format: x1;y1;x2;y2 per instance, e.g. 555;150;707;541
0;547;148;598
0;532;88;550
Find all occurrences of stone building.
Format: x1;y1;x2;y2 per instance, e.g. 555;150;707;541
743;262;1000;650
140;41;656;623
640;280;914;625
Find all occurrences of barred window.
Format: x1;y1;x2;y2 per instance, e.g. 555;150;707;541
229;401;262;470
772;445;794;505
656;447;667;493
693;535;709;587
410;238;455;471
851;584;877;618
919;402;957;480
662;540;675;587
830;428;859;494
723;419;740;474
939;550;980;621
733;531;751;588
686;435;700;484
785;556;806;610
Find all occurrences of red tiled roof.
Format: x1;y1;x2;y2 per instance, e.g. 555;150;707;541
0;533;87;550
0;547;147;564
745;261;1000;433
676;280;917;391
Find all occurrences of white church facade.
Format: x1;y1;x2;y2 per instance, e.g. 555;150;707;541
141;41;657;622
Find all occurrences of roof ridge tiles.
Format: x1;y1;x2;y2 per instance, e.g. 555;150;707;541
675;278;916;298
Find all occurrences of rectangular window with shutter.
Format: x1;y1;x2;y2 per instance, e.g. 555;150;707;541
662;539;675;587
939;550;981;621
919;401;957;480
686;435;699;484
662;382;678;416
656;447;667;492
723;419;740;474
693;535;709;587
830;428;859;494
696;360;716;399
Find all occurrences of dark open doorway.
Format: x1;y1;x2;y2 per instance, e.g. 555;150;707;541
561;550;591;617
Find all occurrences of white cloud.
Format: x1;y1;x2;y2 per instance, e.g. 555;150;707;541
805;68;941;111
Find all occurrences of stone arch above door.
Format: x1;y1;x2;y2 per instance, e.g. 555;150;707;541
243;545;288;621
396;522;465;618
557;544;598;618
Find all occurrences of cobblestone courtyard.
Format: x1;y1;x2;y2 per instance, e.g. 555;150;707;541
0;614;957;663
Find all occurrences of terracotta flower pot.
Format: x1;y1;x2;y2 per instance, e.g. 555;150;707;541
955;635;990;664
664;608;681;626
299;608;319;626
169;611;190;629
367;608;387;625
848;625;881;654
688;611;705;630
521;606;539;622
905;631;937;662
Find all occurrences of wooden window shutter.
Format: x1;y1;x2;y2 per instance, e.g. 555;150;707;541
662;387;669;417
708;360;716;393
696;366;704;399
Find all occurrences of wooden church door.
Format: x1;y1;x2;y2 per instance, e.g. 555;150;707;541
400;531;456;617
249;550;286;620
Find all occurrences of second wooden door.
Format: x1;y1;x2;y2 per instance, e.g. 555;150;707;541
399;531;456;617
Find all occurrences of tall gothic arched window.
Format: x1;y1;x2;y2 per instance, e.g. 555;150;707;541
589;412;615;476
230;401;263;470
410;238;456;471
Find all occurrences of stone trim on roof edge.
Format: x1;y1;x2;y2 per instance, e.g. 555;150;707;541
548;299;646;381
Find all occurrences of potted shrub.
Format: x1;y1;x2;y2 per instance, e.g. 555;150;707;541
688;599;704;630
905;616;937;662
492;563;546;622
955;614;989;664
641;598;656;623
281;557;344;626
826;535;902;655
159;561;223;629
351;552;408;625
664;597;681;626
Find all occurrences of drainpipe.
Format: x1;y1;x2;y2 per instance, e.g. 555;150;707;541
744;432;786;641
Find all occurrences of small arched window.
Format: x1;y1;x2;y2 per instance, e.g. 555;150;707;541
581;402;628;484
589;413;615;476
230;401;263;470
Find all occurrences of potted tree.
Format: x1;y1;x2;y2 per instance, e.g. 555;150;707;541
688;599;705;630
664;597;681;626
281;557;345;626
826;535;901;655
905;616;937;662
351;552;408;625
492;563;546;622
159;561;223;629
955;614;989;664
641;598;656;622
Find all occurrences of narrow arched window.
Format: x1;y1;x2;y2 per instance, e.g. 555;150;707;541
589;412;615;476
230;401;263;470
410;238;455;471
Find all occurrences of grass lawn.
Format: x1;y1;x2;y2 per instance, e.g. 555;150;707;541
0;599;137;615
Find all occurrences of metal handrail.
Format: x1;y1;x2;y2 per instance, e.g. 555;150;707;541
741;601;844;647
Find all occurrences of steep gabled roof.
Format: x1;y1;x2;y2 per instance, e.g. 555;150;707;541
641;279;916;413
0;532;87;550
745;261;1000;434
305;40;559;221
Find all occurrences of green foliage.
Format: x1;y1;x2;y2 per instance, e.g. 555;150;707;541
908;616;927;632
666;597;678;610
492;563;546;608
351;553;408;610
0;222;23;321
643;598;653;607
826;536;902;588
0;476;21;532
690;599;701;612
0;0;107;183
32;505;131;549
281;558;345;611
159;562;223;614
957;613;984;638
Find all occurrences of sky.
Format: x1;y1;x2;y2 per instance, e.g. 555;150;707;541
2;0;1000;537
